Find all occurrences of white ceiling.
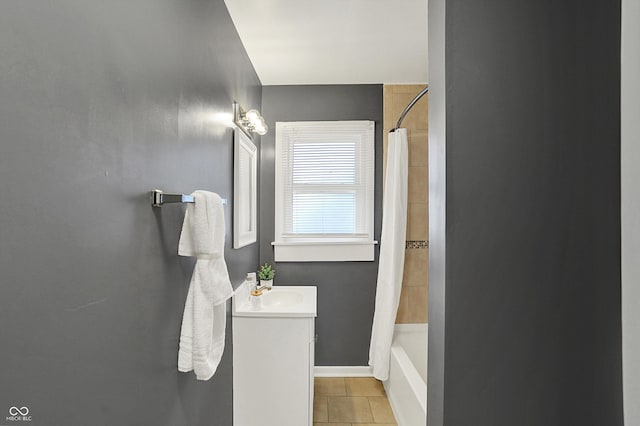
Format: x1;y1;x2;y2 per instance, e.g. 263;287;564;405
224;0;428;86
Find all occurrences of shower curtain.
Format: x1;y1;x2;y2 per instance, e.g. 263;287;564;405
369;128;408;381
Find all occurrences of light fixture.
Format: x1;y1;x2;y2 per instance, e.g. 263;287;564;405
233;102;268;138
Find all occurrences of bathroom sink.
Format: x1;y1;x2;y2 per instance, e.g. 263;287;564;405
232;285;317;318
261;290;304;307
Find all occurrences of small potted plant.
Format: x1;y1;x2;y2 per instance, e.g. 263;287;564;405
258;263;276;288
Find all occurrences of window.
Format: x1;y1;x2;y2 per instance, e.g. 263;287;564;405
274;121;376;261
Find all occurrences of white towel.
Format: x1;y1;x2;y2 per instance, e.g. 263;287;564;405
177;191;233;381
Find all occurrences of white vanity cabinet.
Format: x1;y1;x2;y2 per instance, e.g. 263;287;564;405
232;286;317;426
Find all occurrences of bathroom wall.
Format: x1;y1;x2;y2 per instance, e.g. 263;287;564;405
426;0;447;423
622;0;640;424
260;85;383;366
383;85;429;324
0;1;260;425
428;0;623;425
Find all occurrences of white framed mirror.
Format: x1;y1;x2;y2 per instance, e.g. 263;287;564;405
233;129;258;248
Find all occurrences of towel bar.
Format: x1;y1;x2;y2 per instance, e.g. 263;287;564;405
151;189;227;207
151;190;193;207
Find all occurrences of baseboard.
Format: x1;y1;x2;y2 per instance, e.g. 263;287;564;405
314;366;374;377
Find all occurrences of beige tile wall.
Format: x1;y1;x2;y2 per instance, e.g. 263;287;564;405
383;85;429;324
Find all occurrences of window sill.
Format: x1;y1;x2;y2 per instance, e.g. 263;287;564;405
272;241;377;262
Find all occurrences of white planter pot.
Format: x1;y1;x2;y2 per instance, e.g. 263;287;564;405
260;279;273;288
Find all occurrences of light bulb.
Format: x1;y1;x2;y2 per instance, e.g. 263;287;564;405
245;109;261;123
254;122;268;136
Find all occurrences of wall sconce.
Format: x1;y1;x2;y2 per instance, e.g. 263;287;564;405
233;102;268;138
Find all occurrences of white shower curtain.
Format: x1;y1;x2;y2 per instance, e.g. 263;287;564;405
369;128;408;381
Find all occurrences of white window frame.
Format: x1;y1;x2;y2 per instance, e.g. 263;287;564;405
273;121;376;262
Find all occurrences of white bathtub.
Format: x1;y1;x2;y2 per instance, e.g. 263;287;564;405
383;323;428;426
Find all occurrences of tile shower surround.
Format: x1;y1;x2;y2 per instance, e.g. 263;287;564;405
383;85;429;324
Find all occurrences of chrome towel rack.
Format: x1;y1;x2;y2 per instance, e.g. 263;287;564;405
151;190;194;207
151;189;227;207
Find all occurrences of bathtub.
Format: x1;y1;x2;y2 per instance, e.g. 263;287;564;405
383;323;428;426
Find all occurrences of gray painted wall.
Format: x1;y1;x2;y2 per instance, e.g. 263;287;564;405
426;0;447;423
260;85;383;366
428;1;623;425
0;1;260;425
622;0;640;424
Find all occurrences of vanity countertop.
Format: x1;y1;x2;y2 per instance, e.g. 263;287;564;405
232;284;317;318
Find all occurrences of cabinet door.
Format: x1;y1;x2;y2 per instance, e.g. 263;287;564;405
234;317;311;426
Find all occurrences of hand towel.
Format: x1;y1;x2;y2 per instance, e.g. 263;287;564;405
177;191;233;381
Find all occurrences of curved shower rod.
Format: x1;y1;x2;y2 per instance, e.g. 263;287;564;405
391;85;429;132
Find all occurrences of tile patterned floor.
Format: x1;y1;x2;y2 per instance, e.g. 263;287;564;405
314;377;397;425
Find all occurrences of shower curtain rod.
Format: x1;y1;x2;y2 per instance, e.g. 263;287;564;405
391;85;429;132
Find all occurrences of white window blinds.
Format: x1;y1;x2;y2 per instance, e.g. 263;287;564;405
274;121;375;262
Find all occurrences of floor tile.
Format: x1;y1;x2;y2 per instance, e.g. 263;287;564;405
357;424;397;426
328;396;374;423
313;396;328;422
313;423;350;426
315;377;347;396
345;377;386;396
368;396;397;423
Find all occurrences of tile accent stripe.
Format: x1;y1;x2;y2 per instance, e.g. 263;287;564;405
406;240;429;249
